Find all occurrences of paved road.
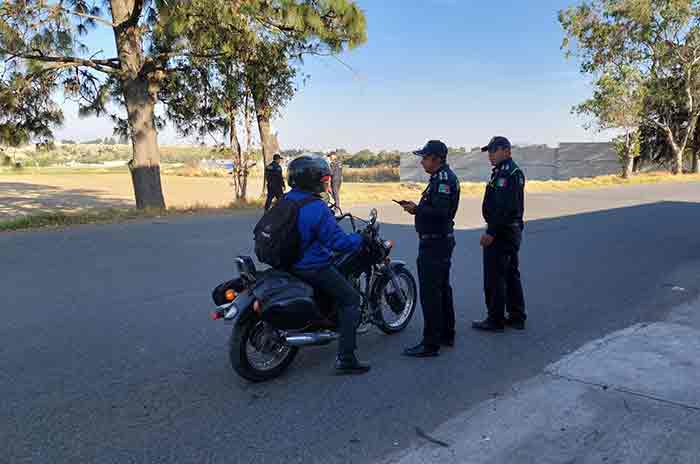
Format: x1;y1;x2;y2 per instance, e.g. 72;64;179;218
2;182;700;464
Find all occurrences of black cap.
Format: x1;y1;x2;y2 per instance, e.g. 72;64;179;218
481;136;511;153
273;153;283;160
413;140;448;159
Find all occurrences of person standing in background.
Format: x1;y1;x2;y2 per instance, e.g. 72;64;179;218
329;151;343;209
264;153;285;211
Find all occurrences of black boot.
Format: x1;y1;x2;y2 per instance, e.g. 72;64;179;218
402;342;440;357
505;317;526;330
335;354;371;375
471;318;505;332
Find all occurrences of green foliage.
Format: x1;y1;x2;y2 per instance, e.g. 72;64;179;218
0;0;367;144
560;0;700;172
613;131;640;161
573;66;645;132
345;149;400;168
0;73;63;146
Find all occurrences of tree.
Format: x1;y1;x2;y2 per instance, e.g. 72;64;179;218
1;0;367;208
690;114;700;172
572;66;645;178
560;0;700;174
245;40;296;172
0;73;63;147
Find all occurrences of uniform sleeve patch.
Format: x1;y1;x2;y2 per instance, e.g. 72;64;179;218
438;183;451;194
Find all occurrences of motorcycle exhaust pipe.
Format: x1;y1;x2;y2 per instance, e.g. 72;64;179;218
284;331;339;347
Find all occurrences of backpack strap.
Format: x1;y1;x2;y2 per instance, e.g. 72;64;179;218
291;195;322;208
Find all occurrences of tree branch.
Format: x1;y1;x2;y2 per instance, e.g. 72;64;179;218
63;8;117;28
1;48;119;73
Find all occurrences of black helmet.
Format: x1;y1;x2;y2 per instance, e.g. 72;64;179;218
287;156;331;193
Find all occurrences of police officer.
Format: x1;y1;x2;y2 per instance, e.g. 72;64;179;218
472;136;527;332
264;154;285;211
401;140;461;357
329;151;343;209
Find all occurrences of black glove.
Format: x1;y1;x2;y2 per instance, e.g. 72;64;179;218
359;228;372;245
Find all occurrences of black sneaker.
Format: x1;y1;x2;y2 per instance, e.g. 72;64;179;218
335;354;371;375
402;343;440;357
440;336;455;347
471;318;505;332
505;318;526;330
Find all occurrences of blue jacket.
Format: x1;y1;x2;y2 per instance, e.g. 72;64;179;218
286;188;363;270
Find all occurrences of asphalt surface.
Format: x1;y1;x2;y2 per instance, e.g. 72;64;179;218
3;182;700;464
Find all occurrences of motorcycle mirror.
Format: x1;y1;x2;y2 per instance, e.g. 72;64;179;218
369;208;378;225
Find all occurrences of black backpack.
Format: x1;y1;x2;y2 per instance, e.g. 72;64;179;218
254;196;319;269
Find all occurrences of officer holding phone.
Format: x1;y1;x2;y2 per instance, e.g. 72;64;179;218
398;140;461;357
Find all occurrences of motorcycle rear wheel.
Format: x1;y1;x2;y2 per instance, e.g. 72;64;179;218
229;320;298;382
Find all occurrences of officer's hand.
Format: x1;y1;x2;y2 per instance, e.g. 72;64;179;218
480;233;495;247
402;201;417;215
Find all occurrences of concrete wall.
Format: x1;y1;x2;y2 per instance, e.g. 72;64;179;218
400;142;619;182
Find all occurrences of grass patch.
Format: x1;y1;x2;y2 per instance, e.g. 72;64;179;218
525;172;700;193
0;200;262;232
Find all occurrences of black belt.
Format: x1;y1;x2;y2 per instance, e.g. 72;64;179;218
419;233;454;240
488;223;522;228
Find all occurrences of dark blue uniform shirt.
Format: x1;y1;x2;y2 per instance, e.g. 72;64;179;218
415;164;461;235
482;158;525;238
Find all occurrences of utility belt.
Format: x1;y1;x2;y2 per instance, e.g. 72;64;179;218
418;233;454;241
488;222;523;229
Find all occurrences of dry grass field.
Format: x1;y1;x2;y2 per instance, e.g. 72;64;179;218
2;168;700;230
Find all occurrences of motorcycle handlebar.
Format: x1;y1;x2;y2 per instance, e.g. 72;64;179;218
336;212;373;233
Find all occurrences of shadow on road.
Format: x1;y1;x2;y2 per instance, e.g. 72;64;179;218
2;200;700;463
0;181;133;218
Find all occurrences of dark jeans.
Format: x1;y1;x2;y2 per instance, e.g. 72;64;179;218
483;235;526;323
264;189;283;210
293;265;360;357
417;236;456;347
331;182;341;208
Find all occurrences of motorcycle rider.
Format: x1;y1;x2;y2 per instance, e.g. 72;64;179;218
286;156;371;375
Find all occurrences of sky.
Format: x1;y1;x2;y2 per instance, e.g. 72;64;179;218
52;0;611;153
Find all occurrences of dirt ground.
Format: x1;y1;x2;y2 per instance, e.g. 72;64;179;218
4;170;700;220
0;173;265;219
0;173;408;219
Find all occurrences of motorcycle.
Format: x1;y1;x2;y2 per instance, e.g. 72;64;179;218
209;208;418;382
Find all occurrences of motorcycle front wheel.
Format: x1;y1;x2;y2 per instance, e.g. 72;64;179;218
229;319;298;382
373;266;417;334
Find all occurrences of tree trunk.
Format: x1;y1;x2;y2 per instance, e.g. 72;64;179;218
256;113;276;167
693;151;700;174
622;154;633;179
621;133;633;179
253;93;281;200
229;111;246;200
672;147;684;175
661;126;684;175
124;78;165;208
112;0;166;209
